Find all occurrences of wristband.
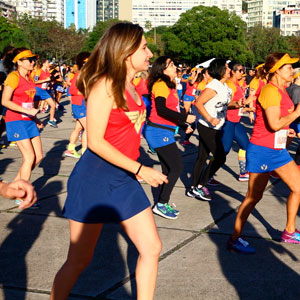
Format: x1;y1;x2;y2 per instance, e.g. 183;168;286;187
135;163;143;175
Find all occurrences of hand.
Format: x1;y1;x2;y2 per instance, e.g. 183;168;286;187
249;111;255;124
186;114;196;123
28;108;39;116
209;117;220;127
0;180;37;209
288;128;296;138
185;126;193;134
138;166;168;187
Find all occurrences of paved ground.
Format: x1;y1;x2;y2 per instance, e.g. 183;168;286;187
0;97;300;300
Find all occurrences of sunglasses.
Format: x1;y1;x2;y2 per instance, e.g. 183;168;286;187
237;68;244;73
20;57;36;63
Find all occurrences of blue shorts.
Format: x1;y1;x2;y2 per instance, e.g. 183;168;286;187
72;100;86;119
63;149;150;223
246;142;292;173
6;120;40;141
34;87;51;101
54;84;64;93
144;123;176;149
183;94;195;102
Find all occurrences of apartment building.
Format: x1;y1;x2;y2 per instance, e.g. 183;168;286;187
274;4;300;35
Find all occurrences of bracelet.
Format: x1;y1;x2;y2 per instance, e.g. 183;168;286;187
135;163;143;175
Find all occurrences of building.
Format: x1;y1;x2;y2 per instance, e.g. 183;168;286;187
8;0;64;23
96;0;132;23
0;1;17;19
274;4;300;35
131;0;243;29
65;0;96;30
247;0;299;28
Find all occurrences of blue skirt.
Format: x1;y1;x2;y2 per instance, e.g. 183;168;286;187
72;100;86;119
246;142;292;173
6;120;40;141
63;149;151;223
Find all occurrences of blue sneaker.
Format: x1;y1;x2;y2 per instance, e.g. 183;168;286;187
227;237;256;254
152;203;178;220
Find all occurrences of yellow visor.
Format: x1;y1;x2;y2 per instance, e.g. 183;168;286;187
294;71;300;79
269;53;299;73
13;50;38;63
255;63;264;70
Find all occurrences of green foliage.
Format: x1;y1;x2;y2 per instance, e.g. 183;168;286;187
163;5;253;65
0;16;29;53
246;26;293;65
82;19;120;52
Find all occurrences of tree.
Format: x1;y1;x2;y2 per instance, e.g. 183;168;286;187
0;16;28;53
82;19;119;52
162;5;253;65
246;26;293;65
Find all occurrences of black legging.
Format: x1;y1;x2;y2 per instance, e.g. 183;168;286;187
192;123;226;187
155;142;183;204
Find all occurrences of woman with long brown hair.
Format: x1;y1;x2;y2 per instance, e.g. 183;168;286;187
50;23;167;300
227;53;300;254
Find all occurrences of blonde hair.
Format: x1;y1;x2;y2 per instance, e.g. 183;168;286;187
77;22;144;109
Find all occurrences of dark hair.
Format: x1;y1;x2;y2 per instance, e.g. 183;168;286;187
148;56;176;92
75;52;90;70
263;52;285;81
228;61;242;72
207;59;227;80
3;47;27;73
77;22;144;109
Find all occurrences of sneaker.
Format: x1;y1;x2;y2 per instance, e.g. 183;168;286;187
281;229;300;244
227;237;256;254
182;140;192;146
187;186;212;201
44;107;50;113
152;203;178;220
8;141;17;147
170;203;179;215
147;147;156;155
207;177;221;186
48;120;58;128
238;172;249;182
64;149;81;158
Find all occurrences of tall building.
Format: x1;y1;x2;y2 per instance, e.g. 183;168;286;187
131;0;243;29
274;4;300;36
0;1;17;19
8;0;64;23
65;0;96;30
247;0;299;28
96;0;132;22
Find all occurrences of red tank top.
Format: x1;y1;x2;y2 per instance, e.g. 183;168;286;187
104;90;146;160
5;71;36;122
185;81;198;96
251;83;294;149
35;69;51;89
69;72;84;105
226;79;245;123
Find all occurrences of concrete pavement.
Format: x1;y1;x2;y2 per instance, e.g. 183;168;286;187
0;97;300;300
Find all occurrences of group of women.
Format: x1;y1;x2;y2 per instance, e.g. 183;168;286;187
1;21;300;299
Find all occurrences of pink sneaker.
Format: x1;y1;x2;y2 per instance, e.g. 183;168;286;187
281;229;300;244
238;172;249;182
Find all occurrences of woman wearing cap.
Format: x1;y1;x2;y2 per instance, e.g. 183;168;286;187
1;48;43;183
64;52;90;158
228;53;300;254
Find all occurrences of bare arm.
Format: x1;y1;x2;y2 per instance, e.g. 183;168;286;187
195;88;220;126
265;104;300;131
87;79;167;187
1;85;38;116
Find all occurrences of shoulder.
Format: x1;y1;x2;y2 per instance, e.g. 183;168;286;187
259;83;281;109
4;71;20;89
249;77;259;90
152;80;170;98
225;80;236;92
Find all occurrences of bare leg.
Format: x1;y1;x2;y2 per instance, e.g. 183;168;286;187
77;117;87;151
231;172;270;241
50;221;103;300
69;120;83;145
121;207;162;300
275;160;300;233
46;97;56;121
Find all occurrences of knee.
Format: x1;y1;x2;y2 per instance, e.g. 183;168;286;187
140;238;162;260
67;253;93;272
35;153;43;165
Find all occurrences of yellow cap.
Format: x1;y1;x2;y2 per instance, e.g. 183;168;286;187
191;67;197;72
255;63;264;70
13;50;38;63
269;53;299;73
